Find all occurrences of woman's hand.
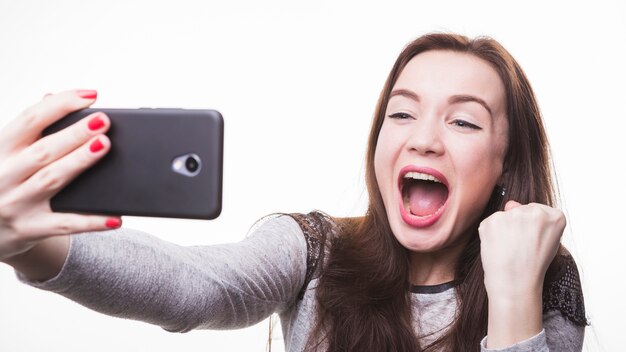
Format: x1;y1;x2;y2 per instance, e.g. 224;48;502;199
478;200;566;348
0;90;121;268
479;200;565;296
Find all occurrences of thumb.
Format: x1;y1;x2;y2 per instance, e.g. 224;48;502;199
504;200;522;211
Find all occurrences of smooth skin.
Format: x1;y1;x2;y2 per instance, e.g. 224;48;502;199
375;51;509;283
0;89;121;280
374;51;566;348
481;199;565;348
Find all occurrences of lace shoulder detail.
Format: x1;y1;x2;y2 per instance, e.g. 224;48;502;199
542;250;589;326
287;211;338;300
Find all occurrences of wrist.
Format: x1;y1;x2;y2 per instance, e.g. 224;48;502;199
7;236;70;282
484;274;544;300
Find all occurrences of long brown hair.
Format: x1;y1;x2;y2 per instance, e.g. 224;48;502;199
308;33;560;351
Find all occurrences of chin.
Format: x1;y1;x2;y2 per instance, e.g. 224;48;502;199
387;211;452;252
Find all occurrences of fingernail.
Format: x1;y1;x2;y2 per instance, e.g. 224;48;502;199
90;138;104;153
105;218;122;228
77;89;97;99
88;115;105;131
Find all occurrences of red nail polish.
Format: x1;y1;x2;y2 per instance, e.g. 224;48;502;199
77;89;97;99
90;139;104;152
105;218;122;228
88;115;105;131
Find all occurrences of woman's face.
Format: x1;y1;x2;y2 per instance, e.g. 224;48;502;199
374;50;509;253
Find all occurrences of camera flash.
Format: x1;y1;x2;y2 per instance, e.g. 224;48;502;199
173;159;183;170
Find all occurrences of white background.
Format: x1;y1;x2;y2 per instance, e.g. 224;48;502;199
0;1;624;351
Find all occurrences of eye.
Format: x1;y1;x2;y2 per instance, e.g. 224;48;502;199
388;112;414;120
451;119;482;130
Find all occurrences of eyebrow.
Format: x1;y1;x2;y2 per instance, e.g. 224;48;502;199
389;89;493;117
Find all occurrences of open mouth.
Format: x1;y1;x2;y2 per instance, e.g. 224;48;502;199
398;167;449;227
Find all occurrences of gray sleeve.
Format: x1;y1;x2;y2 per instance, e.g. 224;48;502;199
16;214;308;333
480;311;585;351
544;311;585;351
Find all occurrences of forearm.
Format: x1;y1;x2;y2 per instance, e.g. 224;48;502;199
482;302;585;352
486;287;543;348
4;235;69;282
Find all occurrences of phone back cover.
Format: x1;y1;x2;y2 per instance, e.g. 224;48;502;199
43;108;223;219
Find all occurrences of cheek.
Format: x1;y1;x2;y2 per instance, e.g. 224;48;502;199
456;143;505;196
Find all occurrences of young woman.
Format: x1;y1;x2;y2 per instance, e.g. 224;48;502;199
0;33;587;351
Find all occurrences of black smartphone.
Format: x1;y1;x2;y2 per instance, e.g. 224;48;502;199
42;108;223;220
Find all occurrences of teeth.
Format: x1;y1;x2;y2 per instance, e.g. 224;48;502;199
403;172;442;183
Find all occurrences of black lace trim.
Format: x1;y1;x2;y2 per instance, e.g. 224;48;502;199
287;211;336;300
542;253;589;326
288;212;589;328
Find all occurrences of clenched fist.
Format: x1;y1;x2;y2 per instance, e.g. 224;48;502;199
479;200;565;298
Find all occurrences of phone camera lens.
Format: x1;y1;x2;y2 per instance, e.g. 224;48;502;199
172;153;202;177
185;156;199;172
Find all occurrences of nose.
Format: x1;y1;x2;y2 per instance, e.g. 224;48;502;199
406;115;445;156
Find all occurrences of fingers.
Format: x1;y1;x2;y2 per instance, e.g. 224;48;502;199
503;202;565;227
16;134;111;203
0;89;98;155
1;111;111;187
14;212;122;241
504;200;522;211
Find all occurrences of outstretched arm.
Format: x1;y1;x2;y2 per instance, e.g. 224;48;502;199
16;214;308;332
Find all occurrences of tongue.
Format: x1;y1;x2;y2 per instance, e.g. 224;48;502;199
407;181;448;217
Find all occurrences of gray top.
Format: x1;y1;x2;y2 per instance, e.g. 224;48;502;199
18;214;585;351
